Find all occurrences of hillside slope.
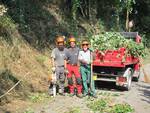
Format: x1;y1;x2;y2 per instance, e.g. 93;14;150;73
0;5;52;111
0;0;95;110
0;30;50;101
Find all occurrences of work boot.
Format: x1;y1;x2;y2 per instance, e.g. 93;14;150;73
83;93;88;97
69;93;75;97
48;87;53;96
91;94;97;98
77;93;83;98
59;89;65;96
60;92;65;96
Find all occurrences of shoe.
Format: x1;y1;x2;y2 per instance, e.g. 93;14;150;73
58;89;62;93
83;93;88;97
77;93;83;98
59;92;65;96
69;93;75;97
91;94;97;98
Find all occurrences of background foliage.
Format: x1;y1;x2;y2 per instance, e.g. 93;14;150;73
0;0;150;48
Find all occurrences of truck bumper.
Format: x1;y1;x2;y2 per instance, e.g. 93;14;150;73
116;76;127;86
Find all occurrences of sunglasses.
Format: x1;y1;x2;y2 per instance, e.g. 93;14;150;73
58;43;64;46
82;44;89;46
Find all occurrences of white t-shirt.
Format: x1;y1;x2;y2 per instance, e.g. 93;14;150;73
78;50;91;64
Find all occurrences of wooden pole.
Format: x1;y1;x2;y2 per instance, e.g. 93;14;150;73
90;39;93;90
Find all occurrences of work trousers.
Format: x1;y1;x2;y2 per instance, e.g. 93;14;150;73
55;66;65;93
67;64;82;94
80;65;96;95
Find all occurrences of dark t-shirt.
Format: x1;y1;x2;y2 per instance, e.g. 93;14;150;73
51;48;68;66
66;47;79;64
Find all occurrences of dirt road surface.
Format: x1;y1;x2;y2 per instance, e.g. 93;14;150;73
2;64;148;113
32;67;150;113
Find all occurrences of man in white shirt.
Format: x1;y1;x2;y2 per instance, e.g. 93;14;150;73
78;40;97;98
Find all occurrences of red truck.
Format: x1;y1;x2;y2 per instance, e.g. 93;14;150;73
92;32;141;90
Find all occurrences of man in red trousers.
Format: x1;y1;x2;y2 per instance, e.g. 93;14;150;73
66;36;82;98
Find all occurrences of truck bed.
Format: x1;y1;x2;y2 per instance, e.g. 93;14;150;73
93;47;139;68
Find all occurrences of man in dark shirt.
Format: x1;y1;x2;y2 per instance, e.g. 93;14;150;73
66;36;82;98
50;36;68;96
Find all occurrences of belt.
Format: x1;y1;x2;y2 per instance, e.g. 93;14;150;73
81;64;91;68
56;65;64;67
69;63;78;66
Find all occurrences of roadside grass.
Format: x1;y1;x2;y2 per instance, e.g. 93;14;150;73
35;55;48;65
98;91;121;97
64;107;81;113
86;97;134;113
111;103;134;113
143;49;150;64
87;98;111;113
0;38;20;68
28;92;51;103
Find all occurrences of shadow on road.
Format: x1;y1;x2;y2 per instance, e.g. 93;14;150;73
138;83;150;104
95;81;125;92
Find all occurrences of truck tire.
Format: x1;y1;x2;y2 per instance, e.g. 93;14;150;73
123;68;132;91
133;76;139;82
132;71;140;82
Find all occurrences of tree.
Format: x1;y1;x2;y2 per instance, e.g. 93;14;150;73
71;0;80;20
123;0;135;31
0;4;7;16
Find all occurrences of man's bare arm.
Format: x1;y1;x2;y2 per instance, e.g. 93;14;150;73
51;58;55;67
64;60;67;69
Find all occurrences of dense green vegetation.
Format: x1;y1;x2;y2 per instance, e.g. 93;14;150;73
91;32;147;57
87;98;134;113
0;0;150;48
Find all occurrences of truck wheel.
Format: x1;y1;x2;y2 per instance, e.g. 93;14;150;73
132;71;140;82
133;76;139;82
124;68;132;91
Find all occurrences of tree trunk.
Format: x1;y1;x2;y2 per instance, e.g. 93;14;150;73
126;10;129;31
116;10;120;31
79;4;86;17
84;0;88;17
88;0;91;20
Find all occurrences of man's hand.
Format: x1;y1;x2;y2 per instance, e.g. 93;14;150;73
64;68;69;74
88;61;92;65
52;67;55;72
81;60;88;64
48;75;52;82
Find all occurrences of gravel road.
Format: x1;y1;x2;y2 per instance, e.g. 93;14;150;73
33;71;150;113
